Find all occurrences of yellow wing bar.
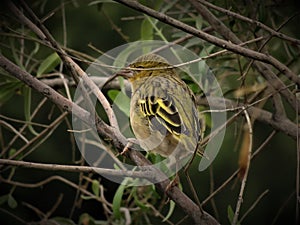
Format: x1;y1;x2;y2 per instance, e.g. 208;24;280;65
138;96;186;137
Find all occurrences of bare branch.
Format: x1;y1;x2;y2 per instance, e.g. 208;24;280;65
196;0;300;45
0;159;151;179
0;55;91;123
7;0;119;129
240;189;269;222
233;109;253;224
113;0;300;86
0;43;219;225
189;0;299;111
196;97;298;140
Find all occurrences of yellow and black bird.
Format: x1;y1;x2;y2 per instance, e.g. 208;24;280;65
128;54;202;168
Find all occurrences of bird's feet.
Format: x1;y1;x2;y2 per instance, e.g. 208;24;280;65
118;138;139;156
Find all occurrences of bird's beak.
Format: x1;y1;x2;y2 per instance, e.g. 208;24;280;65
101;68;133;89
117;67;134;79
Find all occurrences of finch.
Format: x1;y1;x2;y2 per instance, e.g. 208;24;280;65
127;54;202;165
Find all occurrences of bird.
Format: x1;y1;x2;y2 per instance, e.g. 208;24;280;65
127;54;202;172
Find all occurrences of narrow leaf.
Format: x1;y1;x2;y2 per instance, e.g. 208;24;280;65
23;86;39;136
108;90;130;117
227;205;234;224
92;180;100;197
112;184;126;219
37;52;61;77
163;200;175;222
8;194;18;209
141;18;153;40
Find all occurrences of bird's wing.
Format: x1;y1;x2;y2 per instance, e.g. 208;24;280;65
138;94;189;139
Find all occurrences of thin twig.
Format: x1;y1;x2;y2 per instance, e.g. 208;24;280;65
7;112;67;161
0;208;27;225
1;97;48;156
11;0;119;129
196;0;300;45
189;0;299;112
0;120;29;144
113;0;300;86
240;189;269;222
0;114;49;128
45;194;64;219
202;130;276;205
296;90;300;224
0;159;152;179
0;175;107;204
271;191;296;225
197;97;298;140
232;108;253;225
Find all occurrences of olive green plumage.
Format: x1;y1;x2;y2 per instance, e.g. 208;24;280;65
128;54;201;160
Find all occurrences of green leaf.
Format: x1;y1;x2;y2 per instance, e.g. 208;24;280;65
112;184;126;219
0;80;23;105
163;200;175;222
200;45;215;57
8;148;16;157
8;148;23;161
141;18;153;40
92;180;100;197
195;16;203;30
145;16;166;42
227;205;234;224
23;86;39;136
8;194;18;209
0;195;9;206
113;42;140;69
133;189;148;210
184;37;203;49
108;90;130;117
37;52;61;77
80;195;94;200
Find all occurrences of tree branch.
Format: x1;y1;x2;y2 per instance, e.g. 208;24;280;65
113;0;300;86
196;0;300;45
0;159;151;179
8;0;119;130
197;97;298;140
188;0;299;112
0;42;219;225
